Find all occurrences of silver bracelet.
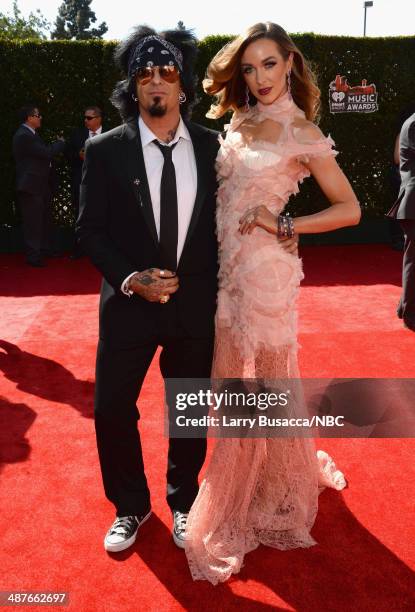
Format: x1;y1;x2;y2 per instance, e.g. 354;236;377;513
277;214;294;238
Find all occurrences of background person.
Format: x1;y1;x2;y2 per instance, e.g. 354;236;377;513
389;109;415;331
12;105;65;267
67;106;104;259
387;104;415;251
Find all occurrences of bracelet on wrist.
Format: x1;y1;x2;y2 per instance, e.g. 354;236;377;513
277;213;294;239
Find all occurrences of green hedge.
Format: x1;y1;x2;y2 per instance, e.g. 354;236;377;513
1;34;415;228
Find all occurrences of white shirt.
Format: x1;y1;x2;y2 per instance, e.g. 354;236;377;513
23;123;36;135
88;126;102;138
121;115;197;294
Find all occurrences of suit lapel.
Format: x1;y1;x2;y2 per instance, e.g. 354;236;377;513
181;121;209;255
120;119;158;245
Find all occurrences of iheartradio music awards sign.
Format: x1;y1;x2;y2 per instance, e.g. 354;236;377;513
329;74;379;113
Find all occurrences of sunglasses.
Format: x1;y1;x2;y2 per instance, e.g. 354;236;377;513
136;65;180;85
84;115;98;120
31;113;42;118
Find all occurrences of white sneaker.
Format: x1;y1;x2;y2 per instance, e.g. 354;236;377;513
172;511;189;549
104;510;152;552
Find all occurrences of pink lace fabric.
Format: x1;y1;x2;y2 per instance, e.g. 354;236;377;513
184;93;346;585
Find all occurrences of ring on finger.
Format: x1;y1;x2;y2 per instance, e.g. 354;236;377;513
246;215;255;224
160;294;170;304
159;269;165;277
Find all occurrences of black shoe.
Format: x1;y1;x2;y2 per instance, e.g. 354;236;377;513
27;258;46;268
69;252;83;260
172;510;189;549
104;509;152;552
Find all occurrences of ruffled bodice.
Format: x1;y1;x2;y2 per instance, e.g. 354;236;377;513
216;94;336;218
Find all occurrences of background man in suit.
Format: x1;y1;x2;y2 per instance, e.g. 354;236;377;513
12;105;65;267
394;112;415;331
77;26;220;553
67;106;104;258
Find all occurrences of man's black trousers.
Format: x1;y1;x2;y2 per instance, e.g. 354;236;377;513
18;189;53;262
398;219;415;327
94;312;214;517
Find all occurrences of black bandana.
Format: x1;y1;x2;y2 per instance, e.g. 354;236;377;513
128;35;183;78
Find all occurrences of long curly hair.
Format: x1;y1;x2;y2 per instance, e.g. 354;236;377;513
111;25;199;121
203;22;320;121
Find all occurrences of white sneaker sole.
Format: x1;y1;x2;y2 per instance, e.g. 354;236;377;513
172;530;186;549
104;511;152;553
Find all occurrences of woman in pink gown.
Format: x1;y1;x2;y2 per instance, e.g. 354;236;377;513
184;22;361;584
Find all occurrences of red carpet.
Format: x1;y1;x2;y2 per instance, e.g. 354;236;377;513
0;244;414;611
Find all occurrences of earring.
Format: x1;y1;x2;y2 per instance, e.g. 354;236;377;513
131;93;138;102
245;86;250;112
287;70;292;100
179;91;187;104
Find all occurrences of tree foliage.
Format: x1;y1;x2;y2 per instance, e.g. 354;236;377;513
51;0;107;40
1;34;415;233
0;1;50;40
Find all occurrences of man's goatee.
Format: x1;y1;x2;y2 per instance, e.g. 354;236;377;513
149;96;167;117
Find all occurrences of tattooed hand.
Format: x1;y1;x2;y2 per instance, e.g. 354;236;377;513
128;268;179;302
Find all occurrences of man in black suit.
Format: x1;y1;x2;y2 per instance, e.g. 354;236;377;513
76;26;220;553
67;106;104;258
394;112;415;331
12;105;65;267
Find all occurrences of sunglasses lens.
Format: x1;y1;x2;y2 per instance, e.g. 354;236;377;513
160;66;179;82
136;67;153;84
136;66;179;84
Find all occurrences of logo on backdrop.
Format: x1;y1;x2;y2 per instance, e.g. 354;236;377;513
329;74;378;113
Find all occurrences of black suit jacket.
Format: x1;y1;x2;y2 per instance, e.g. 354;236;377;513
76;117;220;347
67;127;89;171
12;125;65;195
67;127;106;178
396;113;415;220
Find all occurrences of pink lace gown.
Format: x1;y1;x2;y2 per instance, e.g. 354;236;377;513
184;92;347;584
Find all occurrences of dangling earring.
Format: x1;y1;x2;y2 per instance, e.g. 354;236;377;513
131;93;138;102
179;91;187;104
245;86;250;112
287;70;292;100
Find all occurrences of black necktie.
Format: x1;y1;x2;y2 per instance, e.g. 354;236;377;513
153;140;178;271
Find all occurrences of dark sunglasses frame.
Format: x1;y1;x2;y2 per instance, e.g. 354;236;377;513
84;115;99;120
136;65;180;85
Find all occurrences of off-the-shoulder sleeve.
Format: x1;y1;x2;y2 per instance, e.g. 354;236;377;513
289;122;338;164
